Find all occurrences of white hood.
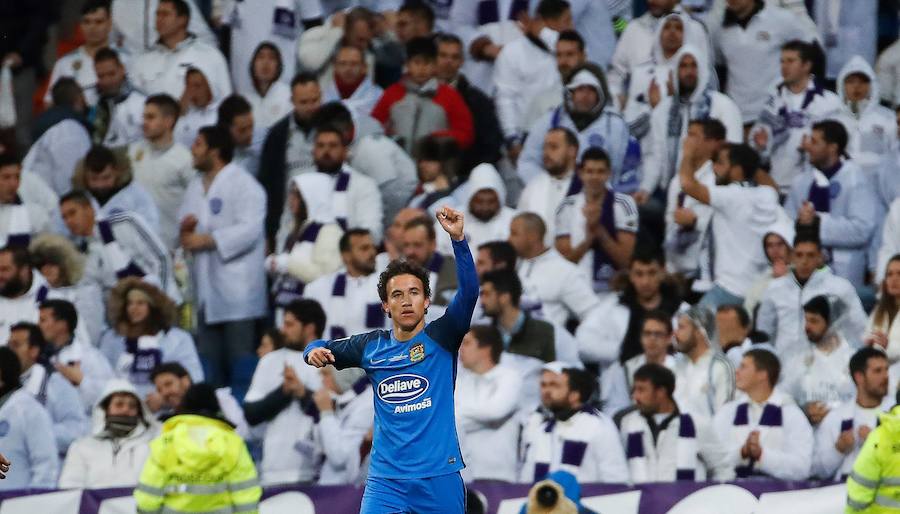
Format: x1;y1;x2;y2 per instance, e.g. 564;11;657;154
837;55;880;115
650;13;691;64
292;172;338;224
186;59;228;109
90;378;156;436
762;209;796;262
463;163;507;209
671;44;710;103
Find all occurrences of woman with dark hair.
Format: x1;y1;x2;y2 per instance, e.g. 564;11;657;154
98;277;203;400
866;254;900;362
244;42;292;130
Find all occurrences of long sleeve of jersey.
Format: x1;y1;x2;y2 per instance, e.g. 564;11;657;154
305;238;479;363
425;238;480;353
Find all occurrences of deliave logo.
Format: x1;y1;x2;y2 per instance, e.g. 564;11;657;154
377;373;430;404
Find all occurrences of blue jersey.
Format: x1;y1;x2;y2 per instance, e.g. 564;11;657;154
304;239;479;479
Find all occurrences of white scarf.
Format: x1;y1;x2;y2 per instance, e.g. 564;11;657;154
325;272;385;339
730;392;786;478
621;410;699;483
2;198;31;245
21;364;49;403
116;332;163;385
528;409;595;481
97;219;145;280
331;170;351;230
52;339;85;366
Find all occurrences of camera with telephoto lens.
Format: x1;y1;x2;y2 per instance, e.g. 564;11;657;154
536;484;559;508
526;479;577;514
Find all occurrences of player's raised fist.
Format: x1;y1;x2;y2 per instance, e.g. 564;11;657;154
306;347;335;368
436;206;465;241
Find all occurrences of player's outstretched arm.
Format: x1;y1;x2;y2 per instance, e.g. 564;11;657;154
433;206;479;345
304;335;367;370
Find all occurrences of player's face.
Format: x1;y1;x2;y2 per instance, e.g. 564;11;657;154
384;273;430;332
154;372;191;408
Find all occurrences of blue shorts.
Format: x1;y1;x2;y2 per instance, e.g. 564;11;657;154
359;472;465;514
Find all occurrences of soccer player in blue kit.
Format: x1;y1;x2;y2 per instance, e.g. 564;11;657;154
304;205;478;513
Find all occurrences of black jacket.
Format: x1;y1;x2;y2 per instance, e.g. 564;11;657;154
455;74;503;177
259;114;308;249
0;2;56;73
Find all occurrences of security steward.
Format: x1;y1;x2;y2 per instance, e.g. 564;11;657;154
846;405;900;513
134;383;262;514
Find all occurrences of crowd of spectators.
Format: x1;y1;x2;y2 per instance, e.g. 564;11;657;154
0;0;899;495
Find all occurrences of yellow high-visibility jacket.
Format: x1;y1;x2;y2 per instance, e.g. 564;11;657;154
134;414;262;514
846;406;900;513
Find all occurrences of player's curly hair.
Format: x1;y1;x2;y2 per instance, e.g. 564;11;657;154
377;260;431;302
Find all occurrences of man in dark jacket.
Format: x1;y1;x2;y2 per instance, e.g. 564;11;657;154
258;72;322;249
0;1;56;147
434;33;503;179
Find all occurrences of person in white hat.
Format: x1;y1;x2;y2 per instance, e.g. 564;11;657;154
517;64;641;195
